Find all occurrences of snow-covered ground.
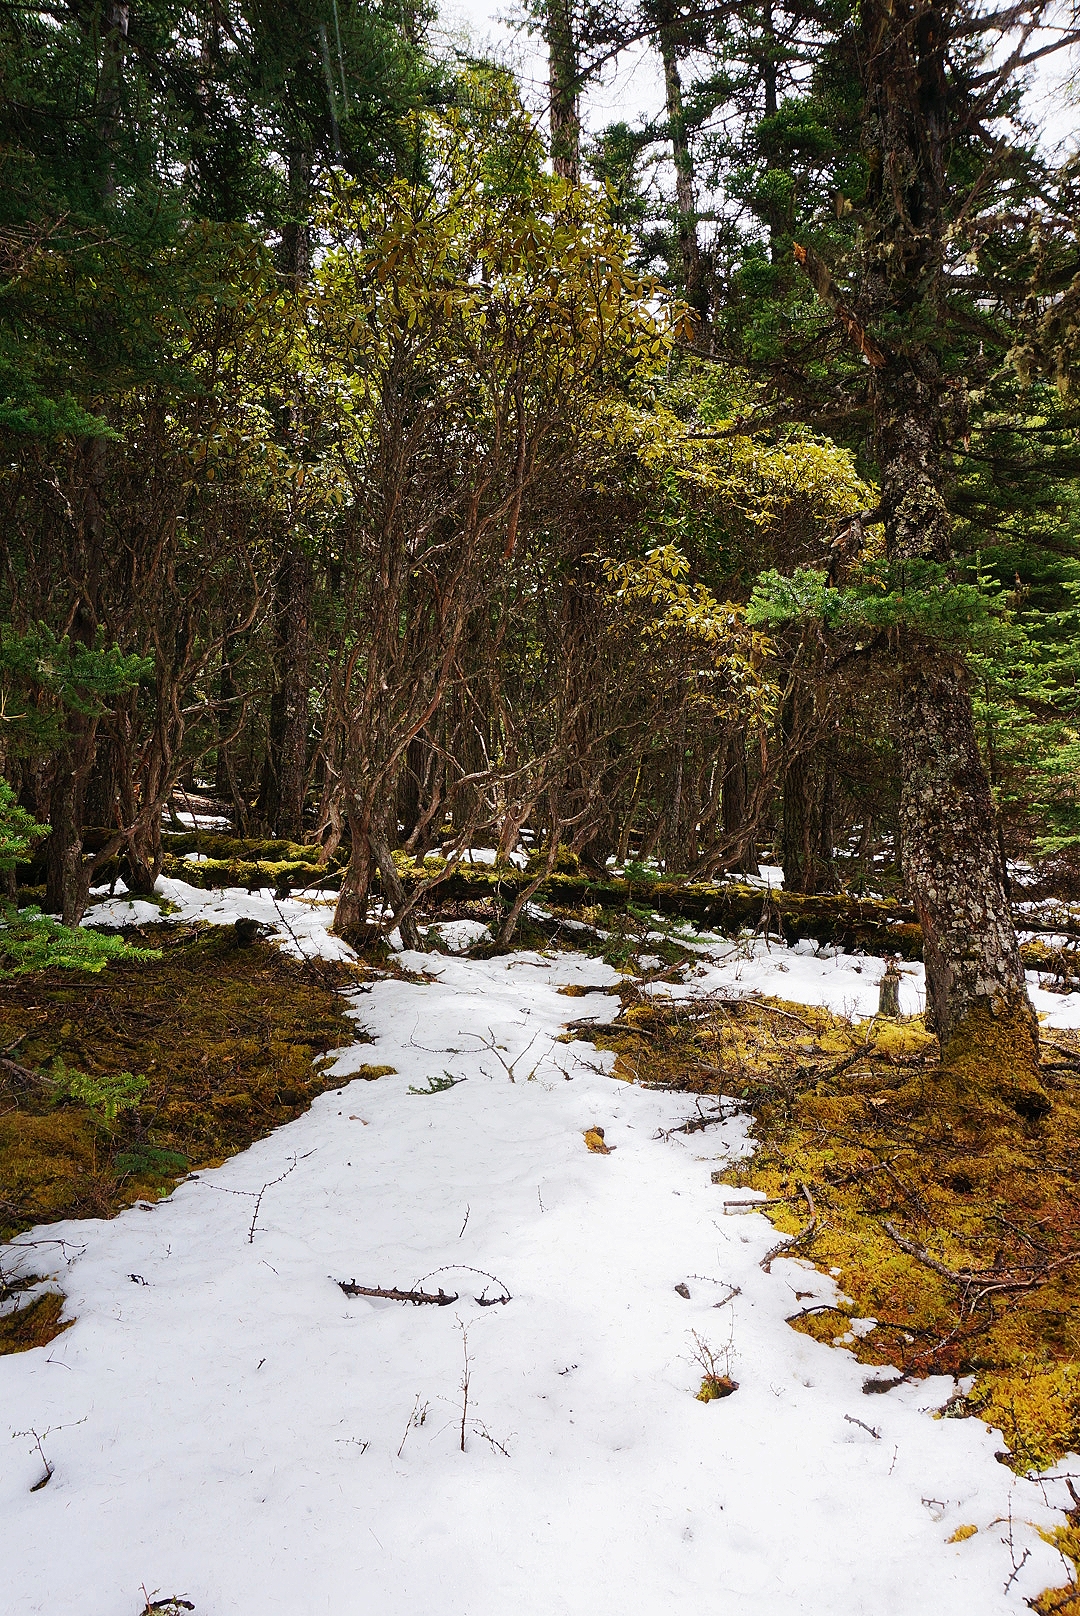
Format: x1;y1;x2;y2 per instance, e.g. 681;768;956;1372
5;883;1079;1614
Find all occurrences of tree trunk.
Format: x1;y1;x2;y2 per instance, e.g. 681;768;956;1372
334;805;375;946
780;690;815;893
721;728;759;876
45;767;91;925
545;0;581;183
876;383;1039;1102
257;545;312;839
858;0;1041;1105
898;641;1040;1104
656;2;706;323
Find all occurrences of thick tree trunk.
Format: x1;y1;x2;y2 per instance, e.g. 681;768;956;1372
780;690;816;893
855;0;1041;1105
879;390;1040;1103
898;641;1040;1103
333;800;422;950
45;768;91;925
333;806;375;946
720;728;759;876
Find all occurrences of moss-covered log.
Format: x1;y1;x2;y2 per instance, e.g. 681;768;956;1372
427;871;926;958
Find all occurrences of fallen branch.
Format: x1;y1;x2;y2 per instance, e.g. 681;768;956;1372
760;1182;819;1273
882;1220;1080;1304
844;1413;881;1439
339;1281;458;1305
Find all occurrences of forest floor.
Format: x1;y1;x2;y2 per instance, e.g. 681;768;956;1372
2;876;1080;1615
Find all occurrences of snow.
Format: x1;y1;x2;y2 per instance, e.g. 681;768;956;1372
433;846;528;869
428;918;491;952
150;878;358;964
5;881;1078;1614
80;895;164;929
632;927;1080;1031
164;810;232;830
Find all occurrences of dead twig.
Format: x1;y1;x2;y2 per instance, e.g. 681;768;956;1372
843;1413;881;1439
459;1323;470;1453
882;1220;1080;1308
412;1265;511;1306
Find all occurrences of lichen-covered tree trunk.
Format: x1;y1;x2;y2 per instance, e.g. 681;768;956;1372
878;390;1041;1104
897;640;1038;1092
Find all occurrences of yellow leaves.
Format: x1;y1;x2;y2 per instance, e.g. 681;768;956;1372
583;1127;611;1153
947;1524;979;1544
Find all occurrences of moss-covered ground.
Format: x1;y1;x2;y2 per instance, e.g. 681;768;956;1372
0;924;361;1349
571;984;1080;1603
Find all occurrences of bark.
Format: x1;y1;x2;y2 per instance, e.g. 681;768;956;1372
334;806;375;946
258;545;313;839
45;768;91;926
856;0;1040;1100
656;2;706;323
545;0;581;183
780;688;816;894
334;800;423;950
898;644;1036;1060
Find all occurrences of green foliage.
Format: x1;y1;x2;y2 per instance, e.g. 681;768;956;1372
47;1059;148;1122
747;560;1014;649
0;907;160;977
0;781;45;870
112;1145;190;1179
1;624;152;755
408;1071;466;1094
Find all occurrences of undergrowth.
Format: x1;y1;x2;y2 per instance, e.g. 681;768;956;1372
0;905;161;976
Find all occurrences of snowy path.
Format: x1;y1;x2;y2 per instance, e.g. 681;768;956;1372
3;912;1077;1613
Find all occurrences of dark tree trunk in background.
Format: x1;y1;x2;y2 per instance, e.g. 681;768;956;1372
780;689;816;893
721;728;758;875
816;760;838;891
257;148;315;840
257;546;313;840
46;768;91;925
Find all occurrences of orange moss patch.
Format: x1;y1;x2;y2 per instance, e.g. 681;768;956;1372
0;924;360;1245
0;1292;72;1354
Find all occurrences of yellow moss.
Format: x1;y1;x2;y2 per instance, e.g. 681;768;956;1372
869;1020;937;1061
1030;1588;1080;1616
939;1000;1048;1119
352;1064;397;1080
696;1374;737;1401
